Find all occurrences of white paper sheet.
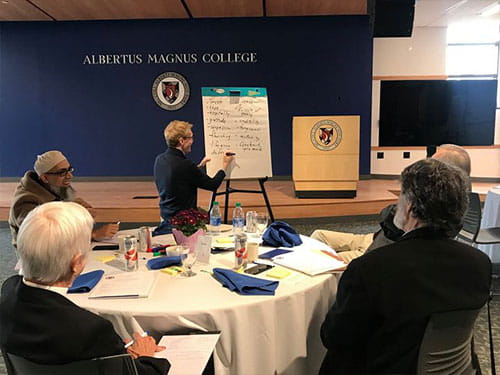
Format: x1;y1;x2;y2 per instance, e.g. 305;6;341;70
154;333;220;375
89;271;157;299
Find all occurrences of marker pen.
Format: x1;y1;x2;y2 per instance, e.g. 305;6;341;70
124;331;148;348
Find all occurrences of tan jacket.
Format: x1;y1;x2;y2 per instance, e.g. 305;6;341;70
8;171;59;247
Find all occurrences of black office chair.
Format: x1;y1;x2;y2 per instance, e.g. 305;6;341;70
456;192;500;247
1;352;138;375
417;308;482;375
456;193;482;244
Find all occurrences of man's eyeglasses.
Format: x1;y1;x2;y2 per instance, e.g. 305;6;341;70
45;166;74;177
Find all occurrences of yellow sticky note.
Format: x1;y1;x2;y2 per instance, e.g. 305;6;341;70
266;266;291;279
95;255;116;263
161;268;178;275
216;237;233;244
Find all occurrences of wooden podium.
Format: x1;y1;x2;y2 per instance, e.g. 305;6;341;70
293;115;359;198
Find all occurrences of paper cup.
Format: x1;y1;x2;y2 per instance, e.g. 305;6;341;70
247;241;259;263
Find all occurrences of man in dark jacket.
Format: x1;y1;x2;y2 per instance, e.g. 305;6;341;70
0;201;170;375
319;158;491;374
311;144;472;263
153;120;233;234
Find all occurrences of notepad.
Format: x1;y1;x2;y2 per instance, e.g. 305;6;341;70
89;271;157;299
272;250;346;276
266;266;291;279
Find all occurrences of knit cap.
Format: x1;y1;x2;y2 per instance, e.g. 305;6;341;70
34;151;67;176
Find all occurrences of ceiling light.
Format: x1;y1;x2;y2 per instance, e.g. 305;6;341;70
480;2;500;17
444;0;469;14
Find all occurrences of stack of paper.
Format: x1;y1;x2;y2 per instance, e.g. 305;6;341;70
89;271;157;299
272;250;346;276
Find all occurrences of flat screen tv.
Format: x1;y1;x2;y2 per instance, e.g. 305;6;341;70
379;80;497;146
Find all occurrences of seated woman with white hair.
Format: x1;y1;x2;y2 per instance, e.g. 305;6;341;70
0;201;170;374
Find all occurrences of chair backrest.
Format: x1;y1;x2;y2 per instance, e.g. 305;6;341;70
2;352;138;375
417;308;481;375
456;192;482;244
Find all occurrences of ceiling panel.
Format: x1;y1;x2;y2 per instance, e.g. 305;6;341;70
266;0;367;17
0;0;52;21
186;0;263;18
0;0;494;25
30;0;189;21
414;0;500;27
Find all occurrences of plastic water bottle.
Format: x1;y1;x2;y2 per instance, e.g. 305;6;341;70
232;202;245;234
210;201;221;234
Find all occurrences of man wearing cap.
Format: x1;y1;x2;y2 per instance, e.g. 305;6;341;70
8;150;118;247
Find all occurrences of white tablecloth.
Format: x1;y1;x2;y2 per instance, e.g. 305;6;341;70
479;188;500;262
68;235;340;375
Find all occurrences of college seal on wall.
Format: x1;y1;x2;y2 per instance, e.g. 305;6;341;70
310;120;342;151
152;72;190;111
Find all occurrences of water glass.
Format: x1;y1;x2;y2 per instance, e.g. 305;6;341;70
179;246;197;277
255;213;269;237
246;211;257;233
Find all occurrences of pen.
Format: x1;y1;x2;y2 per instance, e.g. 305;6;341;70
321;250;343;262
225;152;236;156
124;331;148;349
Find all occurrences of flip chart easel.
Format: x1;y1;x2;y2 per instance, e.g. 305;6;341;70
209;177;275;224
201;87;274;222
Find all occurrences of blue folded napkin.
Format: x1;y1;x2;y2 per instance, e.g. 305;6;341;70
68;270;104;293
146;256;182;270
262;221;303;248
212;268;279;296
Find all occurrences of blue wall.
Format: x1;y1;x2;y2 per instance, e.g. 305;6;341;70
0;16;372;177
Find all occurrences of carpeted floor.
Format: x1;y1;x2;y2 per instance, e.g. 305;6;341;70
0;217;499;374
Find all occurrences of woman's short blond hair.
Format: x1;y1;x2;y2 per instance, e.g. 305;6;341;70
164;120;193;148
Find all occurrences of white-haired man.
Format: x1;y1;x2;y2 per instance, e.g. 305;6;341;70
0;202;169;374
8;150;118;247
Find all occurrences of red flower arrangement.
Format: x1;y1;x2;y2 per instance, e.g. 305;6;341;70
170;208;209;236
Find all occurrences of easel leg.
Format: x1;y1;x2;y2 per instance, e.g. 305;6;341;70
209;193;216;212
259;178;275;222
224;180;231;224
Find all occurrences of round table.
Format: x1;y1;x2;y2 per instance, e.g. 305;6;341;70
478;187;500;262
68;235;340;375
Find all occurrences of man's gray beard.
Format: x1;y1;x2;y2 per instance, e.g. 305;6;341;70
393;198;407;232
48;185;77;201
